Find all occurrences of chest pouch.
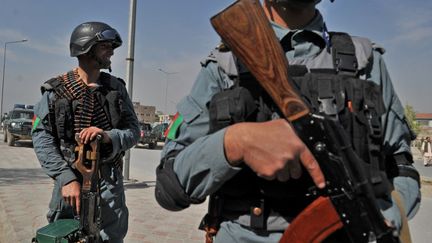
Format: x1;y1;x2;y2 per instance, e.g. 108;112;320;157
54;97;75;141
53;97;76;164
292;71;391;197
104;90;123;129
208;85;258;134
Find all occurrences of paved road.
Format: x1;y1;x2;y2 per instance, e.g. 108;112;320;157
128;143;164;182
0;135;431;242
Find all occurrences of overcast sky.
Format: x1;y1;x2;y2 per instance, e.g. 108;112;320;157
0;0;431;115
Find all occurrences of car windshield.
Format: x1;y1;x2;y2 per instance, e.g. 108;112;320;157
11;110;34;119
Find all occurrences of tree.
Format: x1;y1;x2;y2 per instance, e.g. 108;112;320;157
404;104;421;136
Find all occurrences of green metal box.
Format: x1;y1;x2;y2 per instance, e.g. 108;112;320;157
34;219;80;243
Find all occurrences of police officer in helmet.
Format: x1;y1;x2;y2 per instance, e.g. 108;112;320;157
32;21;140;242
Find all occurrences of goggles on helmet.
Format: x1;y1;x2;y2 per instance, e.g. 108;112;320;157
95;29;122;48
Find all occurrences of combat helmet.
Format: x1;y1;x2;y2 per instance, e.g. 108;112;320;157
69;21;122;57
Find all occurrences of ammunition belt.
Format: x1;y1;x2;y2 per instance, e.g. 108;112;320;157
53;69;125;168
57;69;112;132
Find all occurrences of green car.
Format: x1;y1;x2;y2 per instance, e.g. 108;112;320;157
151;123;169;143
139;122;158;149
3;104;34;146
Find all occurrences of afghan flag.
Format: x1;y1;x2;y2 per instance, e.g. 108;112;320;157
32;114;40;133
165;112;183;140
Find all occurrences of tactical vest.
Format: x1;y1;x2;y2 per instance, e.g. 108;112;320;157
206;33;393;227
41;69;126;164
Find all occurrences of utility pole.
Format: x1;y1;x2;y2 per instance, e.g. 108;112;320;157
1;39;27;120
124;0;137;181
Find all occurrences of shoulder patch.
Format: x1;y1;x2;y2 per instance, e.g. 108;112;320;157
32;115;41;133
165;112;183;140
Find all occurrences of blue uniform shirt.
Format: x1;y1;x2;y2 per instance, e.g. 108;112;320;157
162;10;420;242
32;72;139;242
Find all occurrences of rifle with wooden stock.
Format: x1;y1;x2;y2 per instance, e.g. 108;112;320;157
33;135;102;243
73;133;102;243
210;0;398;242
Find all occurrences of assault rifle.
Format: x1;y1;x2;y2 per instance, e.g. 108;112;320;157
210;0;398;242
33;135;102;243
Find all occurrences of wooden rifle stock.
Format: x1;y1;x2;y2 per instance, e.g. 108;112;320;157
73;134;102;242
211;0;309;122
278;196;343;243
74;134;101;192
210;0;396;242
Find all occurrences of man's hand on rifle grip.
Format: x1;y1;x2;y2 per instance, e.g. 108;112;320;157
224;119;326;188
79;126;110;144
61;180;81;215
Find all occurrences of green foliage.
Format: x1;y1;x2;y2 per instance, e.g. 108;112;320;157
404;104;421;135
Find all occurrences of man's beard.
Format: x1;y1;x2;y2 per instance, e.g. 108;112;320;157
88;50;111;70
94;55;111;70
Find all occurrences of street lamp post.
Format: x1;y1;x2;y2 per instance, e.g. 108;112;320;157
123;0;137;182
1;39;28;120
158;68;177;115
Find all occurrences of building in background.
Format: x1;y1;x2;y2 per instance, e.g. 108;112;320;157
157;113;176;124
415;113;432;143
133;102;157;124
159;114;171;124
415;113;432;128
133;102;175;125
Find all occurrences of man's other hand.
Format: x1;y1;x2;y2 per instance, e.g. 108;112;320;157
61;180;81;215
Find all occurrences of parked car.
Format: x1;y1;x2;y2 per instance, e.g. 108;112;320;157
151;123;169;143
139;122;157;149
3;104;34;146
